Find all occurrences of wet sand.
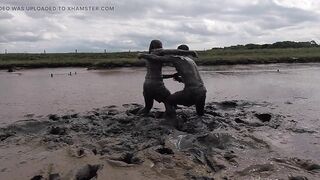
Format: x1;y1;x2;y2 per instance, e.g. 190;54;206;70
1;100;319;180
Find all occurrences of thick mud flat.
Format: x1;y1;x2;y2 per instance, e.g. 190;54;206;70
1;100;319;180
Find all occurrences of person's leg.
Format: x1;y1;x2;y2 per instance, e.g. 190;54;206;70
164;100;176;118
159;90;186;128
138;94;154;115
168;90;193;107
195;92;206;116
163;90;194;128
138;84;154;115
161;100;179;128
154;85;176;118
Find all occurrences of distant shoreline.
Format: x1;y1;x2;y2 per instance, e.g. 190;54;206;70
1;47;320;70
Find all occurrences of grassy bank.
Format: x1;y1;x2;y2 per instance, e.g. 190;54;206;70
1;47;320;69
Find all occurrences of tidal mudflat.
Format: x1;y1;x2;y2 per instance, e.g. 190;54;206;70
0;63;320;179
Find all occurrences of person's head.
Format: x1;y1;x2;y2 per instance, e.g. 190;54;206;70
177;44;189;50
149;40;163;53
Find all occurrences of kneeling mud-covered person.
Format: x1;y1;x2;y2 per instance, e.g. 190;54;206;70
139;44;206;119
138;40;198;118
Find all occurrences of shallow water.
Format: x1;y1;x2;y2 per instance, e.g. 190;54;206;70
1;63;320;178
1;63;320;126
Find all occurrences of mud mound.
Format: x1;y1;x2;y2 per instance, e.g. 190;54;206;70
1;100;319;180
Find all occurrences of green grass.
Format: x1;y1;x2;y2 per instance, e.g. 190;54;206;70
1;47;320;69
196;47;320;65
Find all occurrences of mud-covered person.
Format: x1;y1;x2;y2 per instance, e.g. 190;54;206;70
139;44;206;117
137;40;198;117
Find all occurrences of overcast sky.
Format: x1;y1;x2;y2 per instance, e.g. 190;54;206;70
0;0;319;53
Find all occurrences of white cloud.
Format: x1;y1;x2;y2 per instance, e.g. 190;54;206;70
273;0;320;12
0;0;319;52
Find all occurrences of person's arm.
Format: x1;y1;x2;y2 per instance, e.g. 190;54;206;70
152;49;198;58
138;53;176;63
173;75;184;83
162;73;183;83
162;74;175;79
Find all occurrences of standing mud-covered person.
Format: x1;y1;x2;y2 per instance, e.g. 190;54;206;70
138;40;198;116
139;44;206;116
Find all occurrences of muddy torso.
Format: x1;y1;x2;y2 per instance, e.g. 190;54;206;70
144;60;163;82
143;59;170;102
172;56;205;89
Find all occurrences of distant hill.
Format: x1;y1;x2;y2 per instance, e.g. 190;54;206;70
218;41;319;50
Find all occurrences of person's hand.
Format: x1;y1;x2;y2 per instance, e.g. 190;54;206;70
173;73;183;83
138;53;150;59
137;53;144;59
192;51;199;58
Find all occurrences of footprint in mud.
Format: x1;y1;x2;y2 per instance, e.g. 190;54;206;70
218;101;238;109
156;147;174;155
68;147;87;158
286;127;316;134
117;153;142;164
30;175;43;180
223;151;238;164
255;113;272;122
31;174;61;180
123;103;143;115
48;126;67;135
234;118;246;124
24;114;35;118
12;120;52;134
126;107;142;115
49;173;61;180
0;131;14;141
236;163;275;176
107;153;143;167
48;114;60;121
288;176;309;180
184;173;214;180
62;115;72;120
75;164;103;180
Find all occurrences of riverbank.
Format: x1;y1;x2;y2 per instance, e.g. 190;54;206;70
0;100;319;179
1;47;320;69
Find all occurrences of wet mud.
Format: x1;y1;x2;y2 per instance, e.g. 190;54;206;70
0;100;319;179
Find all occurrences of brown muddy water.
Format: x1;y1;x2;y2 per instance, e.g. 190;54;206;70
0;63;320;179
0;63;320;126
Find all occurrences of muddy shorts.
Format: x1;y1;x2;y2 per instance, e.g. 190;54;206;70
143;80;171;103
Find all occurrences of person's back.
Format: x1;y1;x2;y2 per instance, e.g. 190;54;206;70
172;56;205;88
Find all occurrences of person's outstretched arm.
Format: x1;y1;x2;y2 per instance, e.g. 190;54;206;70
152;49;198;58
138;53;176;63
